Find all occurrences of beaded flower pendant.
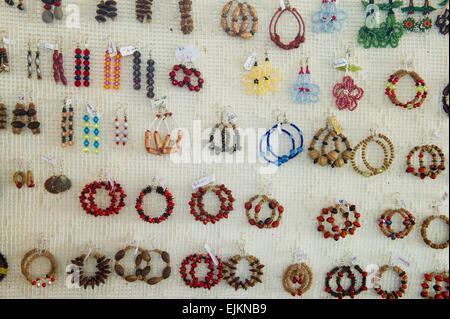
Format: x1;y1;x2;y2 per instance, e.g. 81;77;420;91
291;63;320;104
401;0;436;32
312;0;348;33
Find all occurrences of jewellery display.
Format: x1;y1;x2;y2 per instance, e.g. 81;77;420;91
406;145;446;179
221;1;258;39
208;110;241;155
358;0;404;49
179;253;224;289
68;253;111;289
312;0;347;33
259;112;303;167
0;253;8;283
114;108;128;146
44;174;72;194
269;1;306;50
375;265;408;299
135;183;174;224
223;255;264;290
421;272;449;299
170;64;204;92
95;0;117;23
189;184;235;225
283;263;313;297
179;0;193;34
74;45;90;87
245;194;284;229
421;214;449;249
52;48;66;85
0;102;6;130
132;50;141;90
291;59;320;104
402;0;435;32
21;248;57;287
146;54;155;98
443;84;449;115
436;2;449;35
61;98;74;147
385;69;428;109
378;208;416;240
0;46;10;72
351;131;395;177
79;180;127;217
325;265;368;299
242;54;281;96
136;0;153;23
41;1;63;24
317;203;361;241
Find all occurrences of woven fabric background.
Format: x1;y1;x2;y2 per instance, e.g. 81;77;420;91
0;0;449;299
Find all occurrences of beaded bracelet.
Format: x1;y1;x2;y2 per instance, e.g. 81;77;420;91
385;69;428;109
221;1;258;39
351;132;395;177
114;246;151;283
421;272;449;299
317;204;361;241
223;255;264;290
135;185;174;224
308;126;352;168
421;215;449;249
283;263;313;297
375;265;408;299
406;145;446;179
325;265;368;299
443;84;449;115
269;2;306;50
189;184;235;225
378;208;416;240
179;253;223;289
21;248;57;288
244;194;284;229
68;253;111;289
0;253;8;283
79;180;127;217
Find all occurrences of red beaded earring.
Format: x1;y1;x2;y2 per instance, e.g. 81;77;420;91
74;42;90;88
169;64;204;92
179;253;223;289
79;180;126;217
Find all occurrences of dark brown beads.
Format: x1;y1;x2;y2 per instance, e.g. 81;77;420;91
179;0;193;34
136;0;152;23
96;0;117;23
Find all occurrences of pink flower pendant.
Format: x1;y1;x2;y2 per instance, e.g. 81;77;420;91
332;76;364;111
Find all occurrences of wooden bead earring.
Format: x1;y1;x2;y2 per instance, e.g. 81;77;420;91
11;98;25;134
375;265;408;299
21;248;58;288
0;101;6;130
221;1;258;39
223;255;264;290
0;253;8;283
179;0;193;34
421;215;449;249
325;265;368;299
385;69;428;109
61;98;74;147
406;144;446;179
114;246;152;283
95;0;117;23
245;194;284;229
283;263;313;297
317;203;361;241
136;0;153;23
443;84;449;115
67;252;111;289
26;101;40;135
378;208;416;240
208;108;241;155
421;272;449;299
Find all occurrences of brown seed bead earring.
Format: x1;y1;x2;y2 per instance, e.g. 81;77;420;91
421;215;449;249
375;265;408;299
13;170;26;188
114;246;151;283
144;249;172;285
179;0;193;34
0;102;6;130
67;253;111;289
283;263;313;297
421;272;449;299
11;101;26;134
406;145;446;180
325;265;367;299
317;204;361;241
26;101;40;135
443;84;449;115
21;248;58;288
244;194;284;229
385;69;428;109
223;255;264;290
221;1;258;39
351;131;395;177
378;208;416;240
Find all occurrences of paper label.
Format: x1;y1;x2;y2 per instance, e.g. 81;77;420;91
41;155;56;165
244;53;257;70
192;174;215;189
204;244;219;266
296;252;305;262
86;103;98;117
65;98;72;106
396;196;408;209
2;38;14;45
406;59;414;70
108;39;117;56
38;43;59;50
441;192;449;203
151;96;168;108
391;253;410;267
280;0;286;10
434;131;443;138
333;58;349;68
106;170;114;187
228;112;237;124
175;46;198;63
155;175;167;190
18;96;24;103
119;46;139;56
330;116;344;134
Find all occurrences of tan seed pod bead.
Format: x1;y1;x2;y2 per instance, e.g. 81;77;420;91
145;249;171;285
309;125;352;168
421;215;449;249
223;255;264;290
21;248;58;286
239;4;249;33
282;263;313;297
220;1;258;39
114;246;151;283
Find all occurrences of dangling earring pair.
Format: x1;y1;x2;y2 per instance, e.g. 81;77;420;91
291;58;320;104
13;164;34;189
114;107;128;146
27;42;42;80
242;51;282;96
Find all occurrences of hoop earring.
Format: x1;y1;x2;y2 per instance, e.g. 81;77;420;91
269;2;306;50
283;263;313;297
221;1;258;39
21;248;58;288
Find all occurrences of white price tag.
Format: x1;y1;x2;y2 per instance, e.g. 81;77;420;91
441;192;449;203
86;103;98;117
65;98;72;106
106;170;114;188
296;252;305;262
391;253;410;267
18;96;24;103
192;174;215;189
396;196;408;209
151;96;168;108
155;175;167;190
2;38;14;45
228;112;237;124
204;244;219;266
333;58;349;68
175;46;199;63
119;46;139;56
108;39;117;56
41;155;56;165
406;59;414;70
280;0;286;10
244;52;256;70
39;43;59;50
434;131;443;138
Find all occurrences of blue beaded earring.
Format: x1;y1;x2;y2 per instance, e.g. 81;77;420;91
82;104;100;154
291;59;320;104
259;111;303;167
312;0;348;33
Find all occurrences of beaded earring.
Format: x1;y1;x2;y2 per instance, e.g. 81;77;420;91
135;179;175;224
317;203;361;241
401;0;435;32
52;48;67;85
61;98;74;147
169;63;204;92
13;169;25;188
26;43;33;78
79;180;127;217
375;265;408;299
325;265;368;299
436;2;449;35
223;255;264;290
0;45;10;73
269;1;306;50
74;43;90;87
378;208;416;240
312;0;348;33
11;98;25;134
443;84;449;115
0;101;6;130
82;105;100;154
132;50;141;90
283;262;313;297
259;110;303;167
245;193;284;229
114;108;128;146
41;0;63;23
27;44;42;80
0;253;8;283
21;247;58;288
421;272;449;299
208;109;241;155
385;69;428;109
291;58;320;104
146;53;155;98
136;0;153;23
221;1;259;39
4;0;24;10
406;145;446;179
104;41;121;90
333;53;364;111
26;100;40;135
95;0;117;23
68;252;111;289
179;0;193;34
358;0;404;49
421;214;449;249
180;253;223;289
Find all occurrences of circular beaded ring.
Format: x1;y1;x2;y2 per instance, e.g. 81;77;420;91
308;126;352;168
421;215;449;249
179;253;223;289
282;263;313;297
21;248;57;288
351;132;395;177
223;255;264;290
135;185;175;224
421;272;449;299
375;265;408;299
67;253;111;289
378;208;416;240
144;249;172;285
406;145;446;180
0;253;8;283
114;246;152;283
208;121;241;155
244;194;284;229
385;69;428;109
317;204;361;241
189;184;235;225
221;1;258;39
325;265;368;299
79;180;127;217
169;64;204;92
269;3;306;50
443;84;449;115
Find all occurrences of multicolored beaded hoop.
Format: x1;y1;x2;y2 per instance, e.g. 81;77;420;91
421;215;449;249
189;184;235;225
283;263;313;297
79;180;127;217
325;265;368;299
179;253;223;289
421;272;449;299
244;194;284;229
317;204;361;241
0;253;8;283
269;2;306;50
21;248;57;288
68;253;111;289
385;70;428;109
375;265;408;299
443;84;449;115
221;1;258;39
169;64;204;92
135;185;174;224
223;255;264;290
378;208;416;240
406;145;446;179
